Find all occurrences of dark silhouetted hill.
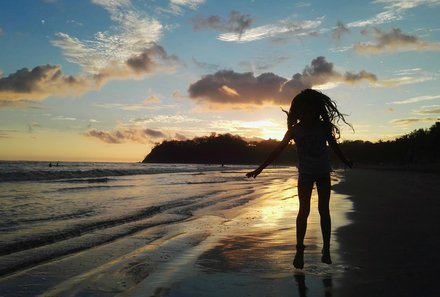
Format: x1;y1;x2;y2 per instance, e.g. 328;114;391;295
143;133;297;165
142;122;440;170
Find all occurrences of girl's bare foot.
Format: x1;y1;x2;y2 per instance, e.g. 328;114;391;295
321;248;332;264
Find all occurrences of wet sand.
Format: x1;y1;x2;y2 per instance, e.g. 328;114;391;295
0;169;353;297
333;169;440;297
7;167;436;296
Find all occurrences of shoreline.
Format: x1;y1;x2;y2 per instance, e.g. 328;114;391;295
0;167;353;297
4;166;437;296
333;168;440;297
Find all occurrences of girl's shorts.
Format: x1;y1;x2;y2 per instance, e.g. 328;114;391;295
298;172;330;184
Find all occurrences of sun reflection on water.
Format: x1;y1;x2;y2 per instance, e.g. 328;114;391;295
254;179;298;229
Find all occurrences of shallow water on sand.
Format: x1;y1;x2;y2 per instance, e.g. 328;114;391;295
0;162;352;297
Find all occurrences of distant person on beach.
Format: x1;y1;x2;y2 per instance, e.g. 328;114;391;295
246;88;353;269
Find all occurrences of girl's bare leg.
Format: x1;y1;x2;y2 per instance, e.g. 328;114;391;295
294;177;313;269
317;174;332;264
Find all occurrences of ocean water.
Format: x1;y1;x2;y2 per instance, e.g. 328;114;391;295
0;161;350;296
0;161;260;273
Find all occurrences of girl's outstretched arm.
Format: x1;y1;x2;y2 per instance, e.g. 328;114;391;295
246;129;293;178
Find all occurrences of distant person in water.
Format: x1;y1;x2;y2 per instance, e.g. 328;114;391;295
246;88;353;269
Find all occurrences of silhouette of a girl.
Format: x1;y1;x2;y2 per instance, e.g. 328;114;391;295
246;89;353;269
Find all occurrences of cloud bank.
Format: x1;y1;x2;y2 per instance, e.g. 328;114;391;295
0;65;92;101
355;28;440;54
188;56;377;106
1;0;179;102
93;44;179;84
84;127;166;144
0;44;178;101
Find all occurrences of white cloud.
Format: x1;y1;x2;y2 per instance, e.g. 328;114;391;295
348;0;440;28
393;68;422;76
131;115;203;125
390;95;440;104
209;119;280;131
348;10;401;28
217;17;323;42
329;46;353;53
93;96;169;112
413;105;440;114
52;116;76;121
169;0;205;15
52;0;163;75
95;102;170;111
170;0;205;8
377;75;434;87
295;2;311;8
390;117;439;126
373;0;440;10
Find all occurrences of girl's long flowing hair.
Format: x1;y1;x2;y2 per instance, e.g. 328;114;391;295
283;89;353;139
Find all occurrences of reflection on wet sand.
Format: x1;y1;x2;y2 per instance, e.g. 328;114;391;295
295;272;333;297
170;171;350;297
196;231;295;273
0;168;352;296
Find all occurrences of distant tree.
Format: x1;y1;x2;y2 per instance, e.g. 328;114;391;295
143;122;440;170
336;122;440;167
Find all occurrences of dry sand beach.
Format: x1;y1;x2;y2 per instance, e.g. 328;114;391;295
1;164;439;297
334;168;440;297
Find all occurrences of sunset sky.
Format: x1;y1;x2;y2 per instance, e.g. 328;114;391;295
1;0;440;162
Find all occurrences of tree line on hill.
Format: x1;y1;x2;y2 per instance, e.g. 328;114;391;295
143;122;440;169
